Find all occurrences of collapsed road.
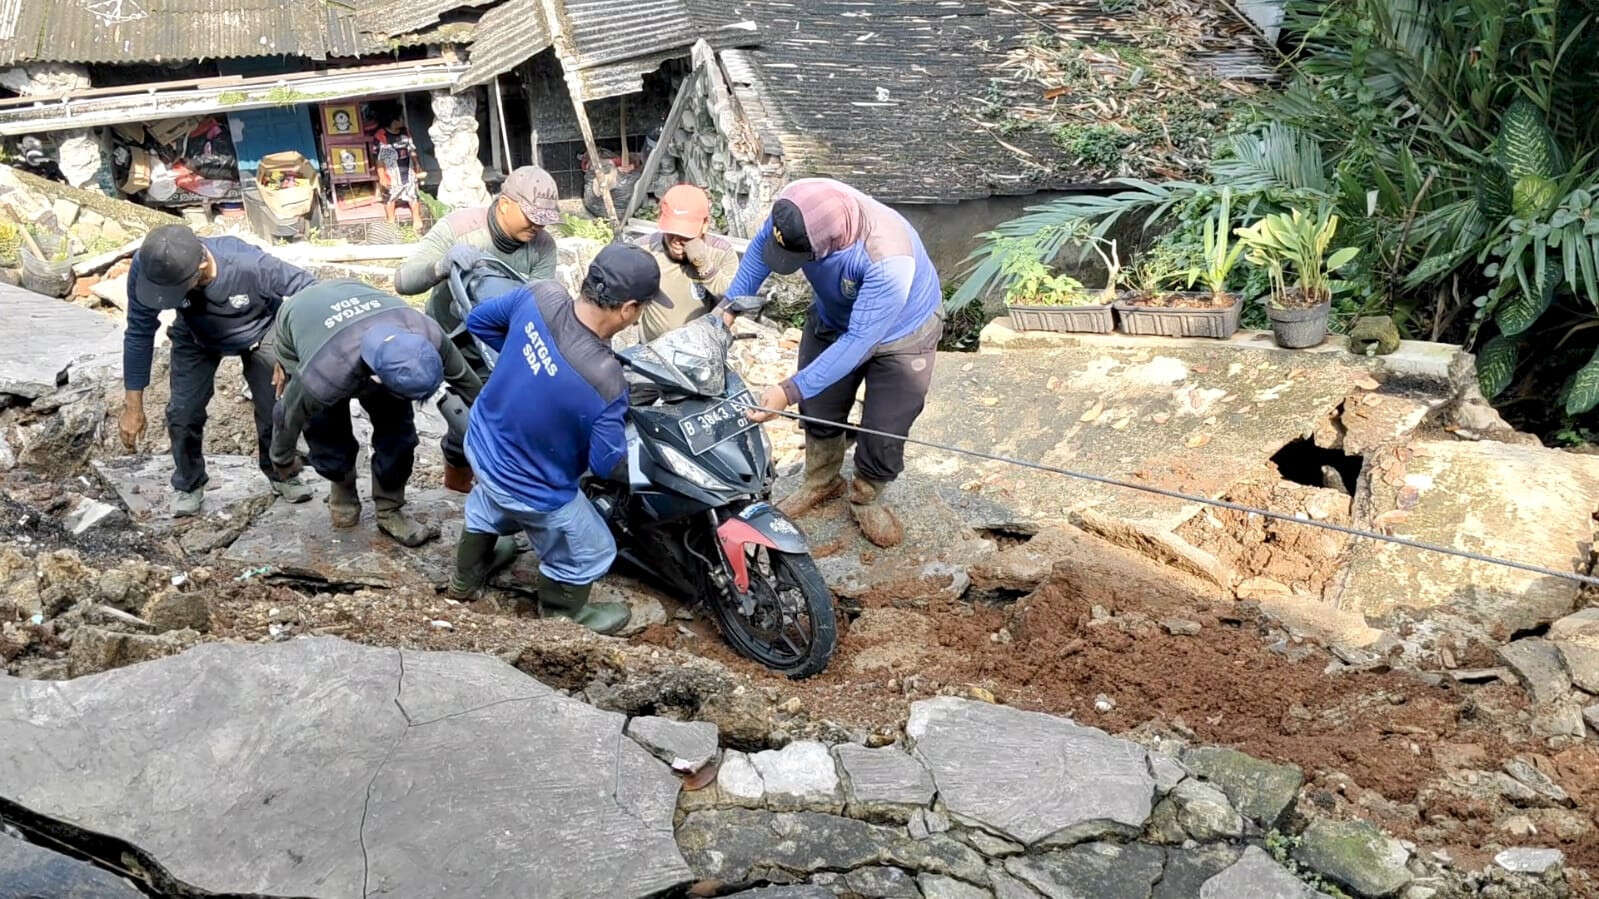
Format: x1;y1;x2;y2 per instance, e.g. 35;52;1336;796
2;268;1598;897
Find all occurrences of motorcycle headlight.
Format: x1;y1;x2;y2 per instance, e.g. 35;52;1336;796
658;444;724;492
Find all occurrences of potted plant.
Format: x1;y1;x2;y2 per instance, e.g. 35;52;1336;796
997;238;1116;333
1234;205;1359;348
1114;198;1241;339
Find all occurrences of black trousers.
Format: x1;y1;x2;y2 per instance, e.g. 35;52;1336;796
304;389;419;490
797;312;941;483
166;324;278;493
441;350;489;469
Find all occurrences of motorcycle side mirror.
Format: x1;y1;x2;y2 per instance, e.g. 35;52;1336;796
724;294;767;315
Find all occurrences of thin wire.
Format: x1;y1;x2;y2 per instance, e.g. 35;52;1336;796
727;399;1599;589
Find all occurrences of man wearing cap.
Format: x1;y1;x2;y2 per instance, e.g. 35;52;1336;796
269;280;482;546
447;244;672;633
726;178;943;549
120;224;319;517
393;166;562;492
638;184;740;342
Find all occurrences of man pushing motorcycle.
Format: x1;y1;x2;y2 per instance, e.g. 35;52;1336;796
446;244;673;634
729;178;943;548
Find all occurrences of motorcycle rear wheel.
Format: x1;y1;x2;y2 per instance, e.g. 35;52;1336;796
707;547;836;679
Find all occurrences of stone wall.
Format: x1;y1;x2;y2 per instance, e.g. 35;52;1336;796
647;46;785;239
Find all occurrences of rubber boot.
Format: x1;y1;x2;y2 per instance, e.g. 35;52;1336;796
848;477;904;548
372;481;439;547
328;475;360;529
537;573;630;636
776;435;847;519
270;475;314;504
447;532;519;600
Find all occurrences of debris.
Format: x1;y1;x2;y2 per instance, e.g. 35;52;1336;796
1493;848;1565;876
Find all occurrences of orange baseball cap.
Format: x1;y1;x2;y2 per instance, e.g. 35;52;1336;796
657;184;711;238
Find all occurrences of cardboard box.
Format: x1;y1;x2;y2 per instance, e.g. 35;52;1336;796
256;151;319;219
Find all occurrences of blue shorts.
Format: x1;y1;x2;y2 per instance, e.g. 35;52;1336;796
462;459;615;585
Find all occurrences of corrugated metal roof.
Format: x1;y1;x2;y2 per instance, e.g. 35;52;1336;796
456;0;550;87
0;0;393;64
355;0;497;42
563;0;694;69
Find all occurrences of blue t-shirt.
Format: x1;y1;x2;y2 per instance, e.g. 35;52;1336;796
464;282;627;511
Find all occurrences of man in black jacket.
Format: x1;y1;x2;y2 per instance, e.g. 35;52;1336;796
270;280;482;546
120;225;318;517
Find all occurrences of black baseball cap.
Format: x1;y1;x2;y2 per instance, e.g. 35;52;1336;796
582;244;673;308
762;199;814;275
133;224;205;310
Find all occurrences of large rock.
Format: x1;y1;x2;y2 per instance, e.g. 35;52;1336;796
221;488;463;587
0;831;144;897
0;639;693;897
1293;818;1412;898
834;743;936;821
1494;847;1565;875
1155;844;1245;899
907;697;1154;846
1168;778;1245;841
1201;845;1330;898
0;283;123;398
749;740;844;812
1498;639;1573;705
1002;841;1166;899
66;625;197;677
675;808;988;886
1181;746;1303;830
1337;441;1599;637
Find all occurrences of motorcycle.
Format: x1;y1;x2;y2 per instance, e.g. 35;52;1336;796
446;258;837;678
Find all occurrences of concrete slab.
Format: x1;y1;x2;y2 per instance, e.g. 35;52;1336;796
0;639;693;897
94;454;277;535
220;487;462;587
1337;440;1599;637
0;283;123;398
905;343;1374;537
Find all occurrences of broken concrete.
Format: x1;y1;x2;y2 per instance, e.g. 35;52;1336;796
835;743;937;821
906;697;1154;846
1180;746;1304;830
0;283;123;399
626;715;719;774
1499;639;1574;705
0;830;144;898
1201;845;1330;898
94;454;277;536
221;488;462;587
1337;441;1599;640
0;639;693;897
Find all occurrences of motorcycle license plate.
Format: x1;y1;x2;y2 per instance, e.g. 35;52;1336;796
680;391;756;455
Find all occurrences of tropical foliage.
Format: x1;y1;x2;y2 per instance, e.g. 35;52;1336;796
954;0;1599;418
1233;206;1359;305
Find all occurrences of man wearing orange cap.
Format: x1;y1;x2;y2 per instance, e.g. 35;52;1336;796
638;184;739;342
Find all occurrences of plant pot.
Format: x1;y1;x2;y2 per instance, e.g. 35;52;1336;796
19;242;72;298
1113;292;1239;339
1006;302;1115;334
1268;300;1331;348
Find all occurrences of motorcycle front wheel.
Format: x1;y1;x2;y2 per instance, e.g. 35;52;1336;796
707;546;837;679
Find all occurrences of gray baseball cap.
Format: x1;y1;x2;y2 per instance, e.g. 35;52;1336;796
500;166;561;226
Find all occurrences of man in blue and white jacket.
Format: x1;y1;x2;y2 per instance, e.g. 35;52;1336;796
449;244;673;634
728;178;943;548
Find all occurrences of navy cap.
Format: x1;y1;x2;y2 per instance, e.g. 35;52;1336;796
762;199;813;275
360;326;444;400
133;224;205;310
582;243;673;308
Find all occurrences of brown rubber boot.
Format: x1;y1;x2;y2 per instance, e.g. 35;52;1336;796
328;474;361;529
372;481;440;548
776;435;847;519
848;477;904;548
443;463;474;494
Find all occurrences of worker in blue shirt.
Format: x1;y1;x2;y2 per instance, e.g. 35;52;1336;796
727;178;943;548
448;244;673;634
119;225;318;517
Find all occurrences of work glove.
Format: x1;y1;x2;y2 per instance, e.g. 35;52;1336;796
684;237;713;273
271;454;306;481
438;244;486;278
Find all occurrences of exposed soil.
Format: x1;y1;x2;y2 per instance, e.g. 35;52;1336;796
1122;290;1237;309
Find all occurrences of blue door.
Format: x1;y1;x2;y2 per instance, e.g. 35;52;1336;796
216;58;320;175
